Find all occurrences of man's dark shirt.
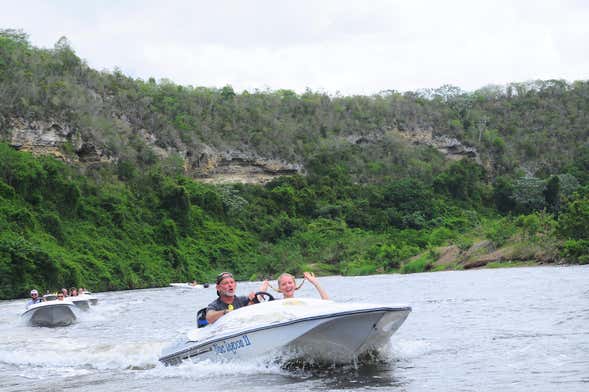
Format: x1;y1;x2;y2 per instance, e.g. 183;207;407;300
206;296;250;312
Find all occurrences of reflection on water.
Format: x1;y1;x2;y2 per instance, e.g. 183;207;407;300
0;265;588;392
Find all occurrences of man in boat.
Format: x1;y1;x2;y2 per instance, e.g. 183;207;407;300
26;289;44;307
205;272;257;324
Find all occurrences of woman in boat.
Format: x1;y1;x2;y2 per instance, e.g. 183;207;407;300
261;272;329;300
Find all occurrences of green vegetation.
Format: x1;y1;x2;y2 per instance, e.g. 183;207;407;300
1;30;588;299
2;143;587;299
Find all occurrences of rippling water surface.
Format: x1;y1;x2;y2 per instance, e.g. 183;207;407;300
1;266;588;392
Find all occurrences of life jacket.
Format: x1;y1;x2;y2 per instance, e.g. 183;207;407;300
196;307;208;328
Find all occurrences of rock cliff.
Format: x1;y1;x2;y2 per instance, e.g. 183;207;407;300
2;118;302;184
3;118;479;184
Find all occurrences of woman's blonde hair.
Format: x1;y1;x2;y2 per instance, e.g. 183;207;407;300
269;273;305;292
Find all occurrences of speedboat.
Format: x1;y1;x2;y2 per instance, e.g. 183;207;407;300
69;293;98;309
21;300;78;327
69;296;91;311
43;293;96;310
79;293;98;305
159;297;411;366
79;291;98;305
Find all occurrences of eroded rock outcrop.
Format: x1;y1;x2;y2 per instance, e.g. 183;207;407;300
3;118;479;185
4;118;112;164
3;118;302;184
192;150;302;184
396;128;480;163
342;127;481;164
7;118;79;159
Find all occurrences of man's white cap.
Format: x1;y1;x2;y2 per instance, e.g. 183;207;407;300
30;289;38;295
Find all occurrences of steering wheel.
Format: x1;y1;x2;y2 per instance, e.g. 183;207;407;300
251;291;275;304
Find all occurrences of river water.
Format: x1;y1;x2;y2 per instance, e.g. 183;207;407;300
1;266;588;392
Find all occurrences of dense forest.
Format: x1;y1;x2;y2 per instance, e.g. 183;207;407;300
1;30;588;299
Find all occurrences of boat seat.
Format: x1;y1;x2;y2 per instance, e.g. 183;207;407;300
196;307;208;328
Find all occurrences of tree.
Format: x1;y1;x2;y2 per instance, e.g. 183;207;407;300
558;192;589;263
493;176;516;214
543;176;560;217
433;160;486;204
512;177;546;213
558;195;589;240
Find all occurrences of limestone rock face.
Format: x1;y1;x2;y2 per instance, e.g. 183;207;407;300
3;117;479;184
342;127;480;164
7;118;80;159
193;149;302;185
4;118;112;164
396;128;480;163
3;118;302;184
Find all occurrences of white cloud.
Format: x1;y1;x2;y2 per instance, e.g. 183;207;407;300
2;0;589;95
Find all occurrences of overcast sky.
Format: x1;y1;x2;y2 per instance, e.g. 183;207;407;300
3;0;588;95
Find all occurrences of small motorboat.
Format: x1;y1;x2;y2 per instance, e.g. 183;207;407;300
69;294;99;309
159;296;411;366
79;291;98;305
79;293;98;305
43;293;97;309
69;296;91;311
169;282;205;289
21;300;78;327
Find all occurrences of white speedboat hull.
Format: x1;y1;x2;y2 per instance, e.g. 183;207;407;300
82;294;98;305
70;297;90;311
83;294;98;306
160;298;410;365
70;294;98;309
21;301;78;327
78;293;98;305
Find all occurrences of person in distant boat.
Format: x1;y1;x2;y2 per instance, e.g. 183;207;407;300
69;287;78;296
26;289;44;307
205;272;258;324
260;271;329;300
60;288;68;297
189;280;198;286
